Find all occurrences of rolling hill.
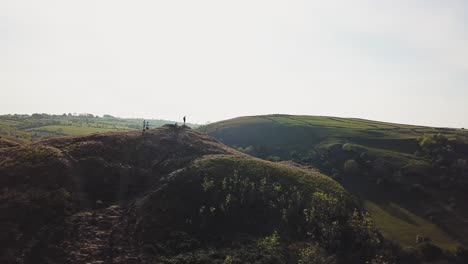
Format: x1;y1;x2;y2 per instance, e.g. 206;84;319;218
200;115;468;254
0;125;403;264
0;114;197;142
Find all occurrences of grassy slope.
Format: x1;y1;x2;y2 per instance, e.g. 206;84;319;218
31;125;122;135
0;114;197;141
364;201;458;251
201;114;468;251
201;115;437;171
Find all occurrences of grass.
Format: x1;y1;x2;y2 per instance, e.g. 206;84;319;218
30;125;126;135
203;114;467;138
338;143;429;168
364;201;459;251
0;119;20;126
201;115;437;156
0;114;193;141
201;114;468;253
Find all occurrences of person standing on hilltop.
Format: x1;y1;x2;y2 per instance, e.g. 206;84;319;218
183;116;186;125
142;120;146;134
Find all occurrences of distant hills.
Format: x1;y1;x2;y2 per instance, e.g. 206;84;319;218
0;114;197;142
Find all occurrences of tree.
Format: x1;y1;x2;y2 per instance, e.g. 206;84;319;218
344;159;360;174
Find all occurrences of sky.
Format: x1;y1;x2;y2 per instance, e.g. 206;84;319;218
1;0;467;127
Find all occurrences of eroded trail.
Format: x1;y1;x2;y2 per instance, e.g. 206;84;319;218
58;205;142;264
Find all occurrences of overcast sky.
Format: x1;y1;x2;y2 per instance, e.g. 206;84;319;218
1;0;467;127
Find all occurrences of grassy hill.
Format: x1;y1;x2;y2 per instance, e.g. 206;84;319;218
0;113;197;142
200;115;468;253
0;125;407;264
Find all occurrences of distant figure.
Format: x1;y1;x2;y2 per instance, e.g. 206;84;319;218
142;120;146;133
183;116;186;125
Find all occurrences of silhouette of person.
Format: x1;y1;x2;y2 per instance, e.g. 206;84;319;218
183;116;186;125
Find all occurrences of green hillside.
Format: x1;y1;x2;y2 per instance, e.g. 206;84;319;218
0;114;197;142
200;115;468;253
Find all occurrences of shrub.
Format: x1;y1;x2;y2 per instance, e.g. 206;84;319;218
298;244;333;264
344;159;360;174
257;231;280;253
349;209;380;246
366;254;392;264
201;177;215;191
223;255;233;264
342;143;353;152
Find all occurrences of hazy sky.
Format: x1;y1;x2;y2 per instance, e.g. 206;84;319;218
1;1;467;127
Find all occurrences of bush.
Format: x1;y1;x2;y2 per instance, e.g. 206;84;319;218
223;255;233;264
298;244;333;264
365;255;392;264
342;143;355;152
344;159;360;174
257;231;280;253
349;209;380;246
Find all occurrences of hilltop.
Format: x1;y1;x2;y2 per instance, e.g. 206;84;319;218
200;115;468;254
0;125;399;264
0;113;197;142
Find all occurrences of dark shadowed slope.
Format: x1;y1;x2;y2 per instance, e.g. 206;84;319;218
0;125;235;264
0;125;406;264
200;115;468;253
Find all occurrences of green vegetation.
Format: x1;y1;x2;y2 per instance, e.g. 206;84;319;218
1;125;401;264
136;154;389;263
200;114;468;255
0;113;198;141
2;114;468;263
31;124;118;135
364;201;458;251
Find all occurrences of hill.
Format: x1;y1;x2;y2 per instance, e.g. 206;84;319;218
0;113;197;142
200;115;468;253
0;125;405;264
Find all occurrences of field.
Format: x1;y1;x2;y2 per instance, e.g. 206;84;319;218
30;125;124;135
364;201;459;251
0;114;196;142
